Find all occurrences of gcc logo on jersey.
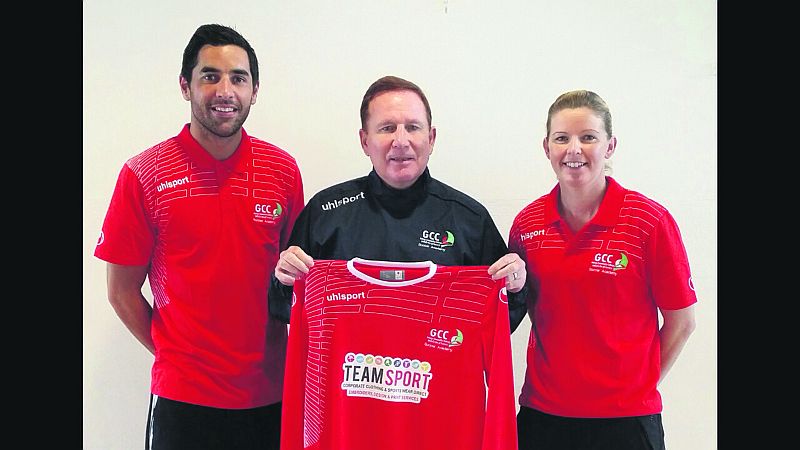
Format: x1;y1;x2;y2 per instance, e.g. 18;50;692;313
589;252;628;275
418;229;455;252
425;328;463;352
253;201;283;224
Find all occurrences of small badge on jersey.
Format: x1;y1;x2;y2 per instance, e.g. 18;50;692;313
425;328;463;353
380;270;405;281
589;251;628;276
253;201;283;225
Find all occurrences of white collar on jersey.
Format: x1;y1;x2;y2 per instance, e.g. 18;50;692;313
346;257;437;287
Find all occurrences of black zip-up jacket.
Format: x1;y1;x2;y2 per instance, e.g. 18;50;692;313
268;168;528;332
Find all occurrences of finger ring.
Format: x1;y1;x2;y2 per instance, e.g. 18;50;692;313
512;272;518;280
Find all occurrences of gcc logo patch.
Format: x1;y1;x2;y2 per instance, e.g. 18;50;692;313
253;202;283;224
418;229;455;252
424;328;463;352
589;252;628;275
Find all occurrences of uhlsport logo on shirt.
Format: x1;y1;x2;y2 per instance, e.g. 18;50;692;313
589;252;628;276
321;191;366;211
253;202;283;224
520;228;546;241
341;352;433;404
424;328;463;352
417;229;455;252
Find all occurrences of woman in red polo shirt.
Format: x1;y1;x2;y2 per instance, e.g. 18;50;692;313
509;90;697;450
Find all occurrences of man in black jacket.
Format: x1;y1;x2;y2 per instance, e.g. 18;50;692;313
269;75;528;332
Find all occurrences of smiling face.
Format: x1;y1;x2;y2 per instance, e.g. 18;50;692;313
180;44;258;143
544;106;616;190
359;90;437;190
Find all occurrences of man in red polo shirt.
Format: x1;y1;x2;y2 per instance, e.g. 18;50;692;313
94;24;304;450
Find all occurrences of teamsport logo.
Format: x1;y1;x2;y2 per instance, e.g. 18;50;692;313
341;352;433;404
417;230;455;252
425;328;463;352
253;202;283;224
589;252;628;276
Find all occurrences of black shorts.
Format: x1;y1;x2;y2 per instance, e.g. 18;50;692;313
517;406;665;450
145;394;281;450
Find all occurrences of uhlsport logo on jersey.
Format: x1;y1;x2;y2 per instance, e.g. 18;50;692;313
253;201;283;224
425;328;463;352
589;252;628;276
417;229;455;252
341;352;433;404
326;291;366;302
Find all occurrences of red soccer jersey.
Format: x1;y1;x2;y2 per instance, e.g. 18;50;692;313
281;258;518;450
94;124;304;409
509;177;697;418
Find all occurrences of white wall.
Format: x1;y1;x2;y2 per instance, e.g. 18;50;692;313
83;1;717;448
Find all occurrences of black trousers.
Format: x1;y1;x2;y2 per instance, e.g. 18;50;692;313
517;406;665;450
145;395;281;450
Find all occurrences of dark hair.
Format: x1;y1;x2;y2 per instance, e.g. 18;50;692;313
546;90;612;138
180;24;259;86
359;76;432;129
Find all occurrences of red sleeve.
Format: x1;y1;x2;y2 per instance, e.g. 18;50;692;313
280;277;309;450
481;286;519;450
94;164;155;266
648;210;698;311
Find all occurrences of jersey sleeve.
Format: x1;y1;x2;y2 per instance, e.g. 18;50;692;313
506;218;531;333
648;209;698;311
268;197;315;324
481;286;519;450
280;163;305;251
93;164;155;266
280;278;309;450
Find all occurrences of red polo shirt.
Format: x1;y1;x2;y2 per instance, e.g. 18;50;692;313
95;124;304;408
509;177;697;417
